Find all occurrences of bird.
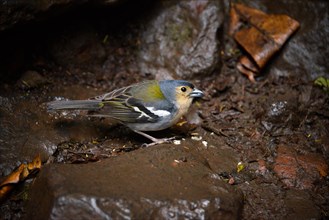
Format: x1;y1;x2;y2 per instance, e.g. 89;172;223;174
47;80;204;146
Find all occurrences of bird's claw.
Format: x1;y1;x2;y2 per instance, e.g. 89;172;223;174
142;136;178;147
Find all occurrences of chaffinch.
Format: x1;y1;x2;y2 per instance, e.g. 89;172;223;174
48;80;204;146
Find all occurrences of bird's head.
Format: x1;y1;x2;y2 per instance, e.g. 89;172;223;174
159;80;203;108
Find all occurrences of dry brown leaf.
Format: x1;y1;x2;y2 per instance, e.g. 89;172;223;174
236;56;259;82
0;165;25;188
229;3;300;82
0;155;41;201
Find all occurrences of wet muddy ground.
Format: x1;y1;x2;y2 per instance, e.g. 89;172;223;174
1;1;329;219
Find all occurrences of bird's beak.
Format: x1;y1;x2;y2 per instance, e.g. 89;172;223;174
189;88;204;98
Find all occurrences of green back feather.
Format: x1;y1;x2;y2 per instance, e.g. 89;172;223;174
129;81;165;102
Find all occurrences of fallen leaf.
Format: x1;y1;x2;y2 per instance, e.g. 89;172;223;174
236;56;259;82
229;3;300;82
237;161;245;173
0;165;25;188
314;76;329;93
0;155;41;202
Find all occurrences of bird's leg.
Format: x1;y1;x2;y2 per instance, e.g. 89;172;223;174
133;130;176;147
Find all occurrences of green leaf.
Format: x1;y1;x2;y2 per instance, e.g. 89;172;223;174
314;76;329;92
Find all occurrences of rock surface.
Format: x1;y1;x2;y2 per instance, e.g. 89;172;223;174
262;0;329;80
139;0;223;79
273;145;328;189
0;0;119;31
26;145;243;219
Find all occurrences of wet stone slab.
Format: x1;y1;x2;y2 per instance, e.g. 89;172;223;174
139;0;223;80
26;145;243;219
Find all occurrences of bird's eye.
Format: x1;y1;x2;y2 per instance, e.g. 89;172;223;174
181;87;187;92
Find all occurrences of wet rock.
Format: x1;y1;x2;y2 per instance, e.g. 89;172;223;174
26;146;243;219
273;145;328;189
259;0;329;80
267;101;288;118
0;95;66;176
17;70;48;89
49;28;106;67
199;143;239;174
239;180;287;219
284;189;321;219
0;0;120;31
260;96;302;134
139;0;223;80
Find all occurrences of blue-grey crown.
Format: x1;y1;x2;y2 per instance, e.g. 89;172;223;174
159;80;195;100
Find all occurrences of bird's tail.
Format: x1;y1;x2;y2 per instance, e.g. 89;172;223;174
47;100;102;111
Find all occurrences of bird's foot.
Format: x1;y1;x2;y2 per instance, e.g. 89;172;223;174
133;129;178;147
142;136;177;147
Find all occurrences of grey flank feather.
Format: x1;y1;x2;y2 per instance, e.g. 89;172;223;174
47;100;102;111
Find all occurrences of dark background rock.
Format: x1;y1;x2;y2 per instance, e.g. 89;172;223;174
138;0;223;80
26;145;243;220
0;0;120;31
0;0;150;83
246;0;329;80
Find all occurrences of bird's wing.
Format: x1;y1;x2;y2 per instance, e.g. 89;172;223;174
89;88;161;123
91;85;132;101
93;81;165;102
